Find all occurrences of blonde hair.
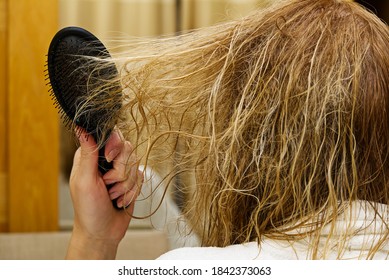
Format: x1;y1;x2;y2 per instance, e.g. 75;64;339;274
85;0;389;259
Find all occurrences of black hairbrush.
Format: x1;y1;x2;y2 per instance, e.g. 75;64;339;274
46;26;123;209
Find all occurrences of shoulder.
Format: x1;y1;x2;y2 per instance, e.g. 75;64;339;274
156;242;261;260
156;239;312;260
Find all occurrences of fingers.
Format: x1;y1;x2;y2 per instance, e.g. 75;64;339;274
108;169;144;208
103;129;144;208
103;141;133;184
104;129;124;163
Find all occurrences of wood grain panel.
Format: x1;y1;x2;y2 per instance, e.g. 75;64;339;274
8;0;59;232
0;174;7;231
0;0;8;232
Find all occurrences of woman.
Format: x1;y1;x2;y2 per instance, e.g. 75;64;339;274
66;0;389;259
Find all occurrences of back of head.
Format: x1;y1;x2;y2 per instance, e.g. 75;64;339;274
111;0;389;258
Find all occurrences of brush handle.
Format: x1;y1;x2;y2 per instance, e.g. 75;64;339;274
98;148;122;210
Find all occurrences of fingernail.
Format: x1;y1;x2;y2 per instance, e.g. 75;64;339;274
118;192;136;209
104;179;116;185
106;148;119;163
116;197;124;208
109;192;121;200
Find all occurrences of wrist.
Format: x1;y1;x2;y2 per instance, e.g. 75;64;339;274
66;228;120;260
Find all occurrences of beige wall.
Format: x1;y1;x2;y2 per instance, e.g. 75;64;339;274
59;0;177;38
181;0;272;29
59;0;273;37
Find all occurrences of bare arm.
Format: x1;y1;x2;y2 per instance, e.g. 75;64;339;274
66;128;143;259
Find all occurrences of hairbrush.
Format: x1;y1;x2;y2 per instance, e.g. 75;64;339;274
45;26;123;209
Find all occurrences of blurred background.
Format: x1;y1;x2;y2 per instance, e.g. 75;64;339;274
0;0;388;259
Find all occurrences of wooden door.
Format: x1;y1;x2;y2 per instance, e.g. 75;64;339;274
0;0;7;232
0;0;59;232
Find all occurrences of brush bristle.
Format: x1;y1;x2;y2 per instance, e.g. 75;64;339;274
46;27;122;146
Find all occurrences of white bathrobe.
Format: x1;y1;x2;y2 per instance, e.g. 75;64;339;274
157;201;388;260
135;167;389;260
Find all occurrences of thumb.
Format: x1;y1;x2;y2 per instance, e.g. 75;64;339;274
76;128;99;173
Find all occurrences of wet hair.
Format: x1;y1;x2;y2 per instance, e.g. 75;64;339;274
85;0;389;258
